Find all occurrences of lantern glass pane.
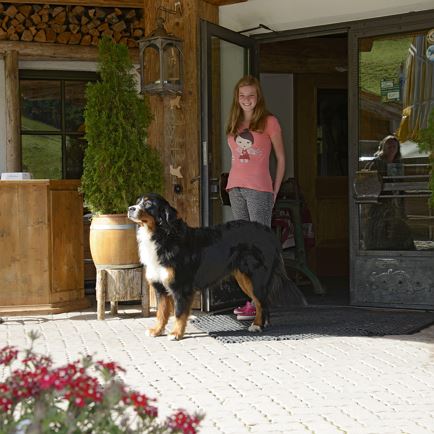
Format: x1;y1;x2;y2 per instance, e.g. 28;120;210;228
143;46;160;85
162;44;181;84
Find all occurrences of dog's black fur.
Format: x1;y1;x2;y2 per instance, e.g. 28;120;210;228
128;193;306;340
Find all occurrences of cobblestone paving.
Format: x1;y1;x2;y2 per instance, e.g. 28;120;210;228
1;305;434;433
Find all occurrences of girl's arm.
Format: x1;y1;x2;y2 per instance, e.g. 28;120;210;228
271;131;286;202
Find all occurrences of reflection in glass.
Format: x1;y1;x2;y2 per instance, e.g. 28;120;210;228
65;81;87;132
65;135;86;179
211;37;247;225
317;89;348;176
22;135;62;179
20;80;61;131
358;30;434;251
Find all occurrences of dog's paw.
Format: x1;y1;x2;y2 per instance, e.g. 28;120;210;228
146;327;164;337
167;332;183;341
248;324;263;333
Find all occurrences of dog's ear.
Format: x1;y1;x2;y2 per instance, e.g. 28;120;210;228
157;203;178;227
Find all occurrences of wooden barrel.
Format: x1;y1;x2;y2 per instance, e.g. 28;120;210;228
89;214;141;269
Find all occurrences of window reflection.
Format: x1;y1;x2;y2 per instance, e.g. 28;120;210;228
65;81;87;132
22;135;62;179
358;29;434;251
20;80;61;131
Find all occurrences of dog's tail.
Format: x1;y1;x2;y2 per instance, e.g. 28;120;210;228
267;254;307;307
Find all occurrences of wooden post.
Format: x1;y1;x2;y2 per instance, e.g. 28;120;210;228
144;0;218;227
141;266;150;317
96;269;107;320
5;50;21;172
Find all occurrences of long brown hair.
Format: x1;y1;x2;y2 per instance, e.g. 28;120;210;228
225;75;270;136
375;135;401;161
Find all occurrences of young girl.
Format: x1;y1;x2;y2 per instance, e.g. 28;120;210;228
226;75;286;320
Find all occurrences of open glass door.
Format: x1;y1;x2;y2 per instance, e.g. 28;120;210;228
200;20;257;311
350;23;434;309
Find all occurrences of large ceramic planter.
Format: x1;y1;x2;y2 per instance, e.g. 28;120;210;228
89;214;140;269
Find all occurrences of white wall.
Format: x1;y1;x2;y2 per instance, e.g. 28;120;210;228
0;58;6;173
261;73;294;180
220;0;434;33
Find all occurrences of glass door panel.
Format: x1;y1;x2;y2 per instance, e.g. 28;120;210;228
351;26;434;309
358;30;433;252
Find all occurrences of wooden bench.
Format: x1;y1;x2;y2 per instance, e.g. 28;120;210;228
353;169;431;203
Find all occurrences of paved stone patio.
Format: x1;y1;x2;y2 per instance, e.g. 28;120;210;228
1;303;434;433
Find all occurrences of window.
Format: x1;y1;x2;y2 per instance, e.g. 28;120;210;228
20;70;98;179
357;29;434;251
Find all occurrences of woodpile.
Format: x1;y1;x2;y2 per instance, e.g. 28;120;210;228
0;2;144;46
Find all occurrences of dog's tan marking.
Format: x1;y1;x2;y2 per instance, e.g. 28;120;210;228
164;267;176;287
233;269;263;329
147;291;173;337
140;216;156;233
168;295;194;341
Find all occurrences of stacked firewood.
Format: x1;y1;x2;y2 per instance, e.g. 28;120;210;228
0;2;144;46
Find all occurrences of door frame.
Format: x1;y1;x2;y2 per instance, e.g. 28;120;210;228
200;20;258;227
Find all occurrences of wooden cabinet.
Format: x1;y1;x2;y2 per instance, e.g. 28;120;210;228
0;180;90;315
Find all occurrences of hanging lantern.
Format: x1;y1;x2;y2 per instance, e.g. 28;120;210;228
139;17;183;95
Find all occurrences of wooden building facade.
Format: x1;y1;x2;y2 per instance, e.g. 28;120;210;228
1;0;434;311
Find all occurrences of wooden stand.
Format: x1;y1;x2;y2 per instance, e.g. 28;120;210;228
96;266;150;320
0;180;90;315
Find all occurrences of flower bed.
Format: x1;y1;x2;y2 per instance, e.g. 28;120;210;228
0;332;203;433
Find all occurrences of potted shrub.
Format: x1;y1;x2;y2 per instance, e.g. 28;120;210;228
81;37;163;268
418;108;434;207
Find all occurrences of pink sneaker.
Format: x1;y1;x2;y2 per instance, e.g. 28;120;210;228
233;301;253;315
235;301;256;321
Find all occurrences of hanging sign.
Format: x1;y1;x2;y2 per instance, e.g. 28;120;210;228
380;79;400;102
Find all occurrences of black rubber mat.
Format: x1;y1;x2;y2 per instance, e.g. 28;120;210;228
190;306;434;343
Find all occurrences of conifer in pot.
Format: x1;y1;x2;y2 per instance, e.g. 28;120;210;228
81;37;163;267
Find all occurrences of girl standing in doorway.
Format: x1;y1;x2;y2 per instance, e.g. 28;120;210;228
226;75;286;320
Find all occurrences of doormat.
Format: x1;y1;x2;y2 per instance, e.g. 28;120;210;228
190;307;434;343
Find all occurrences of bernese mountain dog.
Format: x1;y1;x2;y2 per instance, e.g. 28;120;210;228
128;193;306;340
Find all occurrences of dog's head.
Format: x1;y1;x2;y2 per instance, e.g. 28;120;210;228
128;193;178;232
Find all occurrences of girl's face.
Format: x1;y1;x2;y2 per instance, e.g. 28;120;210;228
238;85;258;113
383;139;399;161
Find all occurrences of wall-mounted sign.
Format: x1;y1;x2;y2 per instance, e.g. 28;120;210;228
426;45;434;62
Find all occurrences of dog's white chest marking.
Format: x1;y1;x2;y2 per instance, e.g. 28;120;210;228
137;226;170;284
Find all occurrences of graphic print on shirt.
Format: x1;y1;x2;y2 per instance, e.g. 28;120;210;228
235;129;261;163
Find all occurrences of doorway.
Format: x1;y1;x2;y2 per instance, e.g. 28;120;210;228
259;34;350;305
200;22;350;308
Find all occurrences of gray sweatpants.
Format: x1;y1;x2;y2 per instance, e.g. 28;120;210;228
228;187;274;227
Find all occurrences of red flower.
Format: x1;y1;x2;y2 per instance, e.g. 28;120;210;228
166;410;202;434
0;346;18;366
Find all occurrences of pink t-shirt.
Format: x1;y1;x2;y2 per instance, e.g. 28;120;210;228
226;115;281;193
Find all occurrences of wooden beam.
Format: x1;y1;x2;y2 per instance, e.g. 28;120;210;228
0;41;138;62
4;50;21;172
6;0;144;7
203;0;247;5
260;38;347;74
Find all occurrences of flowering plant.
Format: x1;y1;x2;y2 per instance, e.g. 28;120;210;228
0;332;203;434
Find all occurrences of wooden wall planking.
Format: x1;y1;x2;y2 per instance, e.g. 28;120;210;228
145;0;218;226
